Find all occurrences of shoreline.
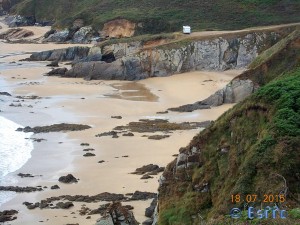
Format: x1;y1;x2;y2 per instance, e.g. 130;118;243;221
0;35;241;224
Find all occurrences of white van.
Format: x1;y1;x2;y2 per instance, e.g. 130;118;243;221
183;26;191;34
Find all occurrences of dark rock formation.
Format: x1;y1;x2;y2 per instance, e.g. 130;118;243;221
46;67;68;76
58;174;78;184
50;185;60;190
4;15;35;27
168;78;256;112
122;132;134;137
0;186;43;192
95;131;119;137
83;153;96;157
111;116;122;119
130;191;157;201
148;135;170;140
0;92;11;96
0;28;33;39
95;202;138;225
25;46;90;62
141;174;153;179
16;123;91;133
145;197;157;218
46;60;59;67
17;173;40;178
0;210;18;222
56;201;74;209
114;119;212;133
132;164;164;175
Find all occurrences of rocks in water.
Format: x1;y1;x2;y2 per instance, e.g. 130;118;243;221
50;185;60;190
114;119;212;133
83;153;96;157
111;116;122;119
46;60;59;67
25;46;90;62
58;174;78;184
56;202;74;209
0;186;43;192
0;210;18;222
148;135;170;140
46;67;68;76
0;92;11;96
16;123;91;133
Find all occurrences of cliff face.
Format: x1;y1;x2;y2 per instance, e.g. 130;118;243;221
157;31;300;225
168;29;300;112
62;26;297;80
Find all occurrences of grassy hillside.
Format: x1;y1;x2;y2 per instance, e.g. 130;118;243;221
10;0;300;34
158;31;300;224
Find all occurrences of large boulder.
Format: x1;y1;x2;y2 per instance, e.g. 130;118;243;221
72;26;94;43
43;29;69;42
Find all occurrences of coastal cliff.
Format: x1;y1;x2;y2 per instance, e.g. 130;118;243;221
27;25;299;81
156;29;300;225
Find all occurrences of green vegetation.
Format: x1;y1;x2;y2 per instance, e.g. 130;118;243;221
158;31;300;224
9;0;300;34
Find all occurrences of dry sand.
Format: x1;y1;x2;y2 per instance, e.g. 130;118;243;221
0;29;241;224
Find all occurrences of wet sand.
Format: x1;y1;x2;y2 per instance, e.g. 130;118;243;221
0;26;241;224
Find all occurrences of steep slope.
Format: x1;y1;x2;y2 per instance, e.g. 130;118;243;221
9;0;300;34
157;33;300;225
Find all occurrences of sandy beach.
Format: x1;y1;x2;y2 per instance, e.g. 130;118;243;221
0;25;242;224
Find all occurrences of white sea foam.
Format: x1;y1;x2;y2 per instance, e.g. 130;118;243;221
0;116;34;205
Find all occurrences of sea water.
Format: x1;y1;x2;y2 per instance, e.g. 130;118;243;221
0;116;34;206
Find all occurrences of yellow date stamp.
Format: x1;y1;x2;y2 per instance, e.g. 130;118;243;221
231;194;286;203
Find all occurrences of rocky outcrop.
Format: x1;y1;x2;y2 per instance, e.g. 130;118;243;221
0;28;34;39
0;186;43;192
169;78;256;112
4;15;35;27
43;26;98;43
0;210;18;222
64;27;296;80
16;123;91;133
95;202;138;225
26;46;90;62
168;29;300;112
58;174;78;184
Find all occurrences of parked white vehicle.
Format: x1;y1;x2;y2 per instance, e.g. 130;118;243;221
183;26;191;34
